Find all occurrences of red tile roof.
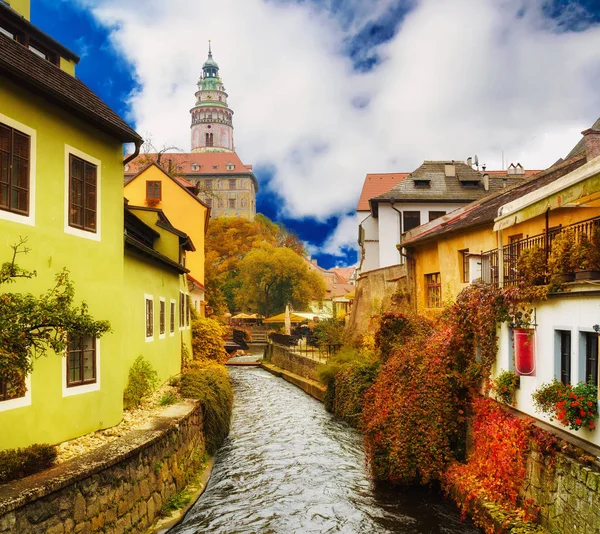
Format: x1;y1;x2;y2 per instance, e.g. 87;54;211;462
357;173;409;211
124;151;254;176
328;266;355;284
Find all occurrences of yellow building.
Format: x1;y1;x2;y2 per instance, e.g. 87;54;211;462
125;163;210;315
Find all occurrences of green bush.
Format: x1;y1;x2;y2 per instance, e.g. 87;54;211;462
312;317;345;348
318;347;379;423
0;444;57;483
492;370;520;405
179;368;233;454
532;379;566;415
159;391;179;406
123;356;159;409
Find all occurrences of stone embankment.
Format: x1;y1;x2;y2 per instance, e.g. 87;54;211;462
0;401;206;534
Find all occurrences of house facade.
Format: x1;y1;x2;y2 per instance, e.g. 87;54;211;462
358;161;538;275
402;125;600;447
0;0;191;450
124;163;210;315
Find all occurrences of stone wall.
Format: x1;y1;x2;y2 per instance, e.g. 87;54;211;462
0;402;205;534
266;345;320;382
347;264;409;340
521;449;600;534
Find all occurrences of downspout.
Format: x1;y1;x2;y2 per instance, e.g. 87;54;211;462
391;202;403;264
123;140;142;166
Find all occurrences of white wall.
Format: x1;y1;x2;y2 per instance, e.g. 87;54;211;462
358;211;380;273
377;202;466;269
493;293;600;447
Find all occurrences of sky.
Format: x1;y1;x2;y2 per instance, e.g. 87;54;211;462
32;0;600;269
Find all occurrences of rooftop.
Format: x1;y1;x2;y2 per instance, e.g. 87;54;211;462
357;173;409;211
0;32;141;143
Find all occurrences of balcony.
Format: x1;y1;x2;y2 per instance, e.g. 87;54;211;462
479;215;600;288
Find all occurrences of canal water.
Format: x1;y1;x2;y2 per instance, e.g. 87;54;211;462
170;364;480;534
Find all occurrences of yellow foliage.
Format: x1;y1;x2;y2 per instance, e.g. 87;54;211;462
189;317;229;366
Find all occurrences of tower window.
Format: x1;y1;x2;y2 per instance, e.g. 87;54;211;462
229;179;236;190
205;133;214;147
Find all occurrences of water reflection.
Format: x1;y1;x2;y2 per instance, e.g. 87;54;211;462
170;366;480;534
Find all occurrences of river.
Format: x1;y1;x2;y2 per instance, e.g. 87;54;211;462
170;362;480;534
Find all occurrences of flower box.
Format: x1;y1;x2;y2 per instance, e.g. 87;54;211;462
575;270;600;281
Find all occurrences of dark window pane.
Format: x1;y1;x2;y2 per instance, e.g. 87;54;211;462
403;211;421;233
13;132;29;159
1;153;9;184
559;331;571;385
429;211;445;222
69;155;97;232
0;123;30;216
586;333;598;387
0;125;9;152
0;184;8;208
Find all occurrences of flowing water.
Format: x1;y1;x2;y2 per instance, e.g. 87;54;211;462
170;358;480;534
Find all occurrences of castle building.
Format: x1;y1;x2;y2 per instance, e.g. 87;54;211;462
125;45;258;220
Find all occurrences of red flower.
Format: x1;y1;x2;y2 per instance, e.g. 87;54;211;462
575;418;582;426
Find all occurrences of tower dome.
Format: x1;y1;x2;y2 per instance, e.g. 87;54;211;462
190;43;234;153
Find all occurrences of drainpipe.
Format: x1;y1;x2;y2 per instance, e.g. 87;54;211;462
123;140;142;166
391;202;403;263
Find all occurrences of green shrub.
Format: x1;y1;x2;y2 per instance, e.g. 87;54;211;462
0;444;57;483
492;370;520;405
312;317;345;348
190;317;229;365
160;489;193;515
532;379;566;415
123;356;159;409
179;368;233;454
159;391;179;406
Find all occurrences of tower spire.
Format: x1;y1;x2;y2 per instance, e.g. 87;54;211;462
208;40;212;57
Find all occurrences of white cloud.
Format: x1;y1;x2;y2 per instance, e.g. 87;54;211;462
78;0;600;255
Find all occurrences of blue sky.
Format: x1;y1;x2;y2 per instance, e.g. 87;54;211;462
31;0;600;268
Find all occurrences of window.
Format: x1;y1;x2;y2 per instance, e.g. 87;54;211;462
69;154;97;232
185;295;190;327
584;332;598;387
228;198;236;209
460;249;470;283
0;122;30;215
192;163;200;171
146;181;161;201
205;133;214;147
180;292;185;329
229;179;236;190
426;273;442;308
159;298;166;337
0;375;25;402
205;180;212;190
226;163;235;171
557;331;571;385
429;211;445;222
67;336;96;387
170;300;176;334
403;211;421;233
145;296;154;340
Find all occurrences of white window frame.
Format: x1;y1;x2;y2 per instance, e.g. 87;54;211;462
170;298;176;337
159;297;166;339
64;145;101;242
0;375;32;412
62;340;101;397
0;112;37;227
145;294;154;342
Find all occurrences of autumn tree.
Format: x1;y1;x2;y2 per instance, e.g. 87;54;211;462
205;215;304;315
234;244;325;317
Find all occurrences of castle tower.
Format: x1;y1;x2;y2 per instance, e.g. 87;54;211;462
190;43;234;153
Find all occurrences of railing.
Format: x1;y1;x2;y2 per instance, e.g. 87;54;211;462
269;333;341;362
479;215;600;288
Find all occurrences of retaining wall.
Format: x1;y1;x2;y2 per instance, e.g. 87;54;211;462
0;401;205;534
266;344;320;382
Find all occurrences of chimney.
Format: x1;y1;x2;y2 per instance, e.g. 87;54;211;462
483;173;489;191
467;157;472;167
582;128;600;162
444;164;456;177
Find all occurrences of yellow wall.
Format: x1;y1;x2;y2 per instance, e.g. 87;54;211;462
7;0;30;19
125;166;207;285
413;226;497;313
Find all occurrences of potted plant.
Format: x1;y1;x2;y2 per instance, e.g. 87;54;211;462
547;229;576;288
516;246;546;286
502;286;538;376
573;228;600;280
492;369;520;405
532;379;598;431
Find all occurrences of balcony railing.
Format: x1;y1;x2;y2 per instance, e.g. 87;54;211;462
479;215;600;288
